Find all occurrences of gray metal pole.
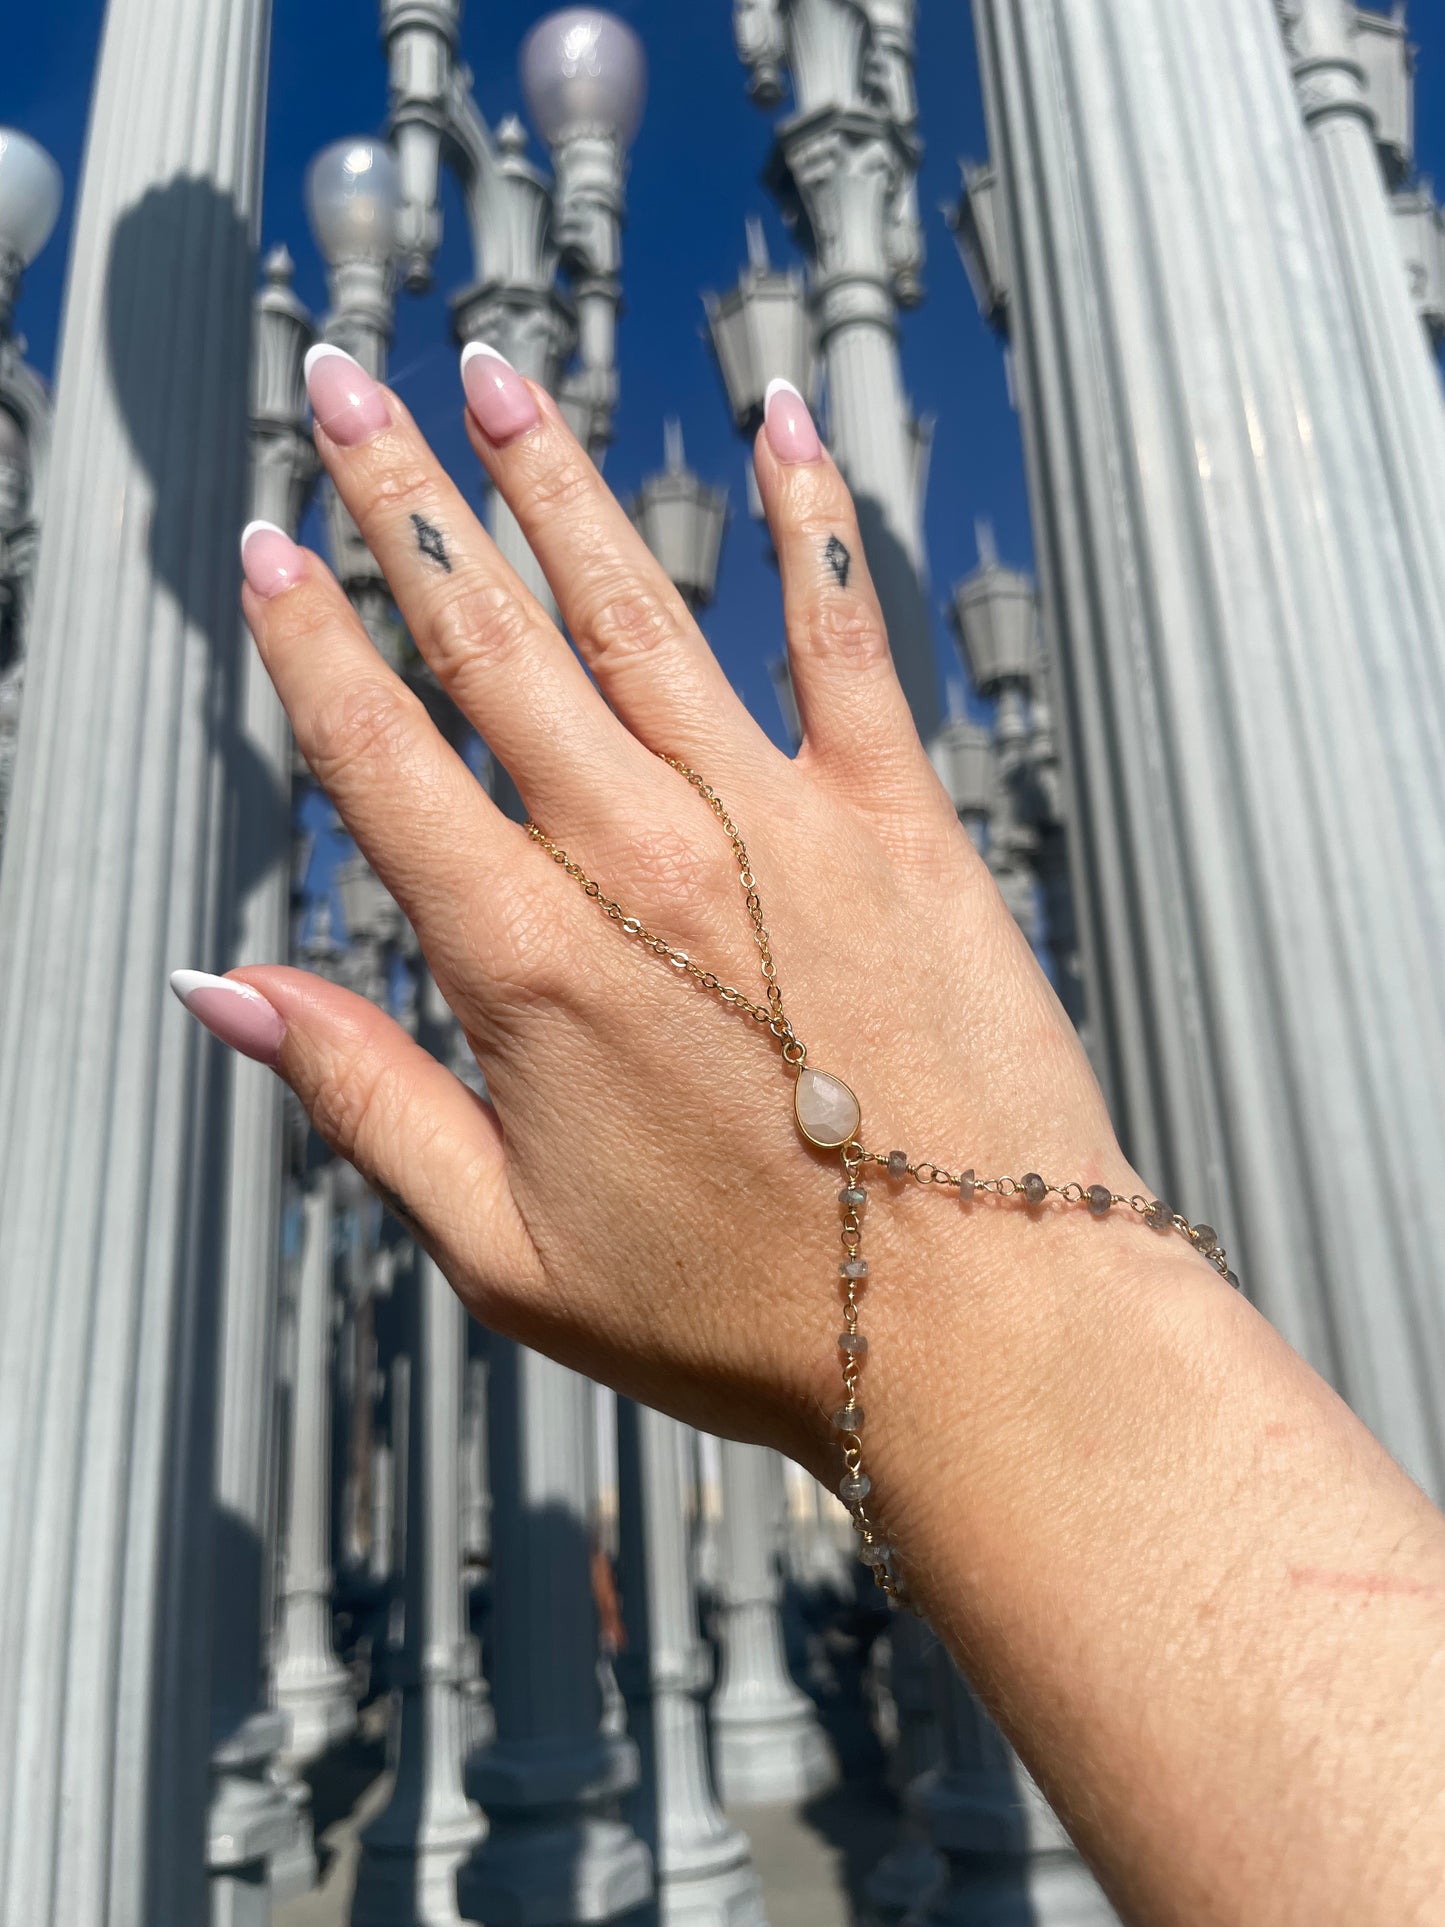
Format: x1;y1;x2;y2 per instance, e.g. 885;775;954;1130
709;1443;836;1806
616;1403;767;1927
970;0;1445;1494
0;2;272;1920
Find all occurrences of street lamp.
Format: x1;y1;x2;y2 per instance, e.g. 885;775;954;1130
948;524;1038;698
928;711;993;853
305;138;403;375
305;137;404;652
629;419;728;613
0;129;63;335
521;8;647;452
705;219;816;437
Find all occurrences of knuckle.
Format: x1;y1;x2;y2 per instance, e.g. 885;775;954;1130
308;679;426;791
509;451;595;523
359;458;439;520
576;576;681;669
426;574;540;683
311;1044;394;1164
795;594;891;670
461;874;572;1010
624;824;729;924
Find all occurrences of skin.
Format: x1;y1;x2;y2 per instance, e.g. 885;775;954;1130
234;366;1445;1927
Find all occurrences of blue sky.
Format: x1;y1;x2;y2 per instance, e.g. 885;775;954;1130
8;1;1445;743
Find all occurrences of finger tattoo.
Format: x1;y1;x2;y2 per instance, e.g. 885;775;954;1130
411;513;452;573
824;533;851;588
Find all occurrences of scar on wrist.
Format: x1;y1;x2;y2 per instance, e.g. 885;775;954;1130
1289;1566;1445;1600
824;533;851;588
411;513;452;573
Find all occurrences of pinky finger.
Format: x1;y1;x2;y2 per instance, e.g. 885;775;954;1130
752;382;934;802
169;965;541;1321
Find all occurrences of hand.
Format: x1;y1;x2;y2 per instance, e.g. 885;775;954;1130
205;347;1154;1482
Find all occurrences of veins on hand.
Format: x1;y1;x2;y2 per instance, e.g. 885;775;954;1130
411;513;453;573
824;533;851;588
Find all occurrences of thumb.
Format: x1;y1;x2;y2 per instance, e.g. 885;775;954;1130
169;964;537;1313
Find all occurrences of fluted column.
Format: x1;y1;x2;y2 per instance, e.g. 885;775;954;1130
1283;0;1445;751
353;1251;485;1925
209;243;319;1921
745;0;938;735
616;1405;767;1927
274;1159;357;1767
0;3;270;1920
709;1443;835;1806
458;1341;652;1925
912;1655;1115;1927
971;0;1445;1493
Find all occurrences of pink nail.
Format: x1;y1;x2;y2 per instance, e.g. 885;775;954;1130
461;342;541;445
240;520;304;599
170;970;286;1067
763;378;822;464
305;343;391;446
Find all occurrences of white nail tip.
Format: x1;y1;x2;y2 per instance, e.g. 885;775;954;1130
461;341;512;372
764;377;805;410
240;519;284;552
303;341;358;378
169;969;264;1008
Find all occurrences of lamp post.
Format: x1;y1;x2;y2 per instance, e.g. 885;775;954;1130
521;8;646;457
0;3;273;1919
205;238;320;1925
629;420;728;613
949;532;1043;942
0;128;60;857
734;0;939;737
306;137;406;657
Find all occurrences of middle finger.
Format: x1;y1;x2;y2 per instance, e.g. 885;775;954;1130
304;343;652;825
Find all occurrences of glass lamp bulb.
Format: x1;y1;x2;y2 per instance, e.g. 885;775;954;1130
0;129;63;267
520;10;647;148
304;139;401;268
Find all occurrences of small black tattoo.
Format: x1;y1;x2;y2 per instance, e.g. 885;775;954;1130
411;513;452;573
824;533;851;587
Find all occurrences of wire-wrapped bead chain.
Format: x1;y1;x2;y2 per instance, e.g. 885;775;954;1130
528;757;1241;1608
829;1147;1242;1603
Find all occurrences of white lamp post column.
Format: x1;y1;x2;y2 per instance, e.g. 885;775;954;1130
616;1403;767;1927
967;0;1445;1494
1282;0;1445;755
208;242;320;1925
0;131;57;859
738;0;938;737
353;1246;485;1926
709;1442;836;1806
0;3;272;1920
273;1156;358;1769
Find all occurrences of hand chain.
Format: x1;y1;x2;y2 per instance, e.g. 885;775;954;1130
528;757;1242;1607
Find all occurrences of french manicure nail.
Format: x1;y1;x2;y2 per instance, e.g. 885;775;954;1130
305;342;392;446
240;520;304;599
461;341;541;445
763;378;823;464
170;970;286;1067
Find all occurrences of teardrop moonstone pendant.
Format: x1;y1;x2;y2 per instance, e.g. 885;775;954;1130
794;1067;862;1149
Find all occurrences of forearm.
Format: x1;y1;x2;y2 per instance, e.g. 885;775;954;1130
866;1206;1445;1926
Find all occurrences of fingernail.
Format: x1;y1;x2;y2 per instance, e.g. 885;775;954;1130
170;970;286;1067
240;520;304;599
763;378;822;464
461;341;541;445
305;342;391;446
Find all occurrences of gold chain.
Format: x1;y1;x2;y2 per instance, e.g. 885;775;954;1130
528;757;1241;1607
